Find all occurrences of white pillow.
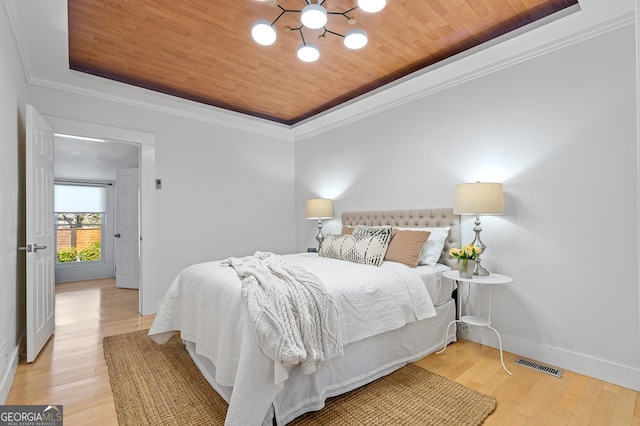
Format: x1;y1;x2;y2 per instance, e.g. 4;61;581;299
396;227;451;267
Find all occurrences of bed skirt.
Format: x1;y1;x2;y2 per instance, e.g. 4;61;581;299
185;297;456;425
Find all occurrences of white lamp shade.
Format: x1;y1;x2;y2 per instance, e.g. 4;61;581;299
301;4;328;29
297;43;320;62
454;182;504;215
357;0;386;13
344;29;368;49
251;20;277;45
306;198;334;219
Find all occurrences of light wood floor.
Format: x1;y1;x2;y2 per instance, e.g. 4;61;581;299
6;279;154;425
7;279;640;425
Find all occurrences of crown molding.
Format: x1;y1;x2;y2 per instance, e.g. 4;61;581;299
26;73;294;141
292;8;635;141
3;0;293;141
2;0;31;80
5;1;634;144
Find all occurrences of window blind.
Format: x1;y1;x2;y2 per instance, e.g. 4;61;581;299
54;184;106;212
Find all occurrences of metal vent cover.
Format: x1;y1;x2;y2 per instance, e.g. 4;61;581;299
514;358;564;377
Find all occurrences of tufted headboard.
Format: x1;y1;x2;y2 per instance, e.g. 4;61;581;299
341;208;460;269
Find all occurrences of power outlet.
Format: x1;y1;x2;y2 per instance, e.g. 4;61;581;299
458;323;469;340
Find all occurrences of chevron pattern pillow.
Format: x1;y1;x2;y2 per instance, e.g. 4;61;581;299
320;227;392;267
319;234;347;259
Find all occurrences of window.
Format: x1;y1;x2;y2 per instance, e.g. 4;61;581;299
54;184;106;263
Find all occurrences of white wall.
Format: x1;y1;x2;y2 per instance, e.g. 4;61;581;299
0;3;26;403
26;85;297;307
296;24;640;390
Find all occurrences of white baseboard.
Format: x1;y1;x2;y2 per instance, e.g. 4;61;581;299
468;330;640;392
0;344;20;404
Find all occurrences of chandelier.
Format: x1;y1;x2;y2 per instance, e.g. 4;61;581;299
251;0;387;63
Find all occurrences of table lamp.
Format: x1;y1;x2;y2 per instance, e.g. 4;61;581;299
454;182;504;276
306;198;334;250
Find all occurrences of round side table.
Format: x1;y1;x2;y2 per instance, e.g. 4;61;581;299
437;270;514;375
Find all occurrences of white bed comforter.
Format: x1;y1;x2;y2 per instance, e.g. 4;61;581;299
148;253;437;426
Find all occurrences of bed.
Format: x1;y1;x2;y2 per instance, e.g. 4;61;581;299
149;208;460;425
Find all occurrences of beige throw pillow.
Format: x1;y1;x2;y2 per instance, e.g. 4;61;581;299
341;226;355;235
384;230;431;268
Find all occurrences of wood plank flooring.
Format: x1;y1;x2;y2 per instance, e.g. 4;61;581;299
7;278;640;425
6;279;154;425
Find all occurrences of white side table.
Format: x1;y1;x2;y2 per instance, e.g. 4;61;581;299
437;270;514;375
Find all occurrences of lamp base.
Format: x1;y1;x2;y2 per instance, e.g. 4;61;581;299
315;219;325;251
471;214;490;276
474;261;490;276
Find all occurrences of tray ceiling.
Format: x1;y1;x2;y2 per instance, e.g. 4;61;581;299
67;0;578;125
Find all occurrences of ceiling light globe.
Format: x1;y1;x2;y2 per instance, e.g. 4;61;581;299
251;20;276;46
297;43;320;62
301;4;328;29
344;29;368;49
357;0;386;13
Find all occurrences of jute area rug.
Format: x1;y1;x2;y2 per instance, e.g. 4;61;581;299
103;330;496;425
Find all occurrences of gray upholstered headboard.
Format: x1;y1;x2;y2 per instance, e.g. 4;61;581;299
341;208;460;269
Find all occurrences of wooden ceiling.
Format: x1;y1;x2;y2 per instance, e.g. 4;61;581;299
68;0;578;125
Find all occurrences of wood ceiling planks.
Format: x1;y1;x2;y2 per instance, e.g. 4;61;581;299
67;0;578;125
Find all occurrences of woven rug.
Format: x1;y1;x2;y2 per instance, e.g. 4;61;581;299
103;330;496;425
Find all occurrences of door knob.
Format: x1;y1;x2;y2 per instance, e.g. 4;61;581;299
33;244;47;252
114;233;121;238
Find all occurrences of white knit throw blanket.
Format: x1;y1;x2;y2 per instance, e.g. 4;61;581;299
222;252;343;374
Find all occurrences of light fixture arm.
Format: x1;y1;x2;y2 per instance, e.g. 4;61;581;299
321;28;345;39
286;25;316;47
272;5;301;26
328;7;358;18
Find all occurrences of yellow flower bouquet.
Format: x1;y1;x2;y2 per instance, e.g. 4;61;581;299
449;244;481;277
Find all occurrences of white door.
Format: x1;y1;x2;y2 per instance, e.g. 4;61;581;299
23;105;55;363
115;168;140;289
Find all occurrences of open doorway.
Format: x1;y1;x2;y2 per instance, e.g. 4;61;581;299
43;115;156;315
54;135;139;286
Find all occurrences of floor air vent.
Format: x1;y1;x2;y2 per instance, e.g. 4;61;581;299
514;358;563;377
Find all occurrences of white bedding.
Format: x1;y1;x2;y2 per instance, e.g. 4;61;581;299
148;253;449;425
415;263;456;306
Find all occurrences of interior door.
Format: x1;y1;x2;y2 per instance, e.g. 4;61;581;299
23;105;55;363
115;168;140;289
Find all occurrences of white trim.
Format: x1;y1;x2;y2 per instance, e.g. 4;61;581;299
1;0;30;82
27;75;294;141
3;0;291;142
43;116;157;315
293;10;636;140
5;2;634;142
0;341;20;404
45;116;155;145
4;0;290;140
497;333;640;392
636;0;640;383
